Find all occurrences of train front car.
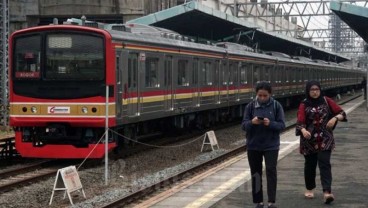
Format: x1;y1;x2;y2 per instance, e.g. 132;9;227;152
9;25;117;158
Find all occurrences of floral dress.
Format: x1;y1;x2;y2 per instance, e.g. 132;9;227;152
296;96;347;155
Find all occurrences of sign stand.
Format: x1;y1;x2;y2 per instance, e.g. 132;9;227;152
49;166;86;205
201;130;219;152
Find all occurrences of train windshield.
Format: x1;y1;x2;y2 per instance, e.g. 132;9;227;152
45;34;104;80
12;31;106;99
13;33;104;81
13;35;42;79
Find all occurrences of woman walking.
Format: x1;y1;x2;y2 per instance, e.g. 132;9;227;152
242;81;285;208
296;80;347;204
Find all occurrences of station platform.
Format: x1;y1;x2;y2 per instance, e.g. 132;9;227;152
133;97;366;208
212;98;367;208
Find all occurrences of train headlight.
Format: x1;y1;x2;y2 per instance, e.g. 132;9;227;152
31;106;37;113
82;107;88;114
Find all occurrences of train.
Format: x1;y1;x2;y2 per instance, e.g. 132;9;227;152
9;19;365;158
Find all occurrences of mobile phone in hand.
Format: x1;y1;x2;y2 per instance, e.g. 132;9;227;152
258;117;264;120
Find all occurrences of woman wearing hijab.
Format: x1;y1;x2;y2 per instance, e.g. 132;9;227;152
242;81;285;208
296;80;347;204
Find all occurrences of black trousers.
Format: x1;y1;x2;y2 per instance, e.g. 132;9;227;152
304;150;332;193
247;150;279;203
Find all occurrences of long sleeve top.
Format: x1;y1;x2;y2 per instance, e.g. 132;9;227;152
242;98;285;151
295;96;347;155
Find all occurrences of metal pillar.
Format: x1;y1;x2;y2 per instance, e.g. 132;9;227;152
0;0;9;127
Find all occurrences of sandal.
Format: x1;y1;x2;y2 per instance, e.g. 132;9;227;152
324;193;334;204
304;190;314;199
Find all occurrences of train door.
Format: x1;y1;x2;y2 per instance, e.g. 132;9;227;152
127;53;139;116
275;65;283;96
235;62;241;101
219;60;228;103
215;60;221;104
252;64;261;98
116;51;123;121
228;61;237;102
199;60;214;105
192;58;200;107
239;62;251;101
164;55;173;111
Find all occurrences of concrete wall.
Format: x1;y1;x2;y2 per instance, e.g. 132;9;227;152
9;0;39;33
9;0;181;31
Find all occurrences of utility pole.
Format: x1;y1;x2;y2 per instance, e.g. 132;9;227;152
0;0;9;127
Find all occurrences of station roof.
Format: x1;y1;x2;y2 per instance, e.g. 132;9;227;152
331;1;368;43
127;1;350;62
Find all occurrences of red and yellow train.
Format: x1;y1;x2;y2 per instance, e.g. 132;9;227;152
9;22;364;158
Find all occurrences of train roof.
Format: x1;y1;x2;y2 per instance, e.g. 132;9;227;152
17;19;361;72
107;27;340;69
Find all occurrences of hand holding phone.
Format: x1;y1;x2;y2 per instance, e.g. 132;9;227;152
257;117;264;121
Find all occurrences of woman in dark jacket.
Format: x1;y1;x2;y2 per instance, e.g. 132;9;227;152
242;81;285;208
296;80;347;204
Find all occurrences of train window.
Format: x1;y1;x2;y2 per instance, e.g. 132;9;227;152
145;57;159;88
164;56;172;87
253;64;260;84
45;34;104;80
178;60;189;86
229;62;237;85
264;65;271;82
221;62;228;85
214;60;220;85
193;59;198;85
202;61;213;85
13;35;41;79
240;64;247;84
128;53;138;88
285;67;290;82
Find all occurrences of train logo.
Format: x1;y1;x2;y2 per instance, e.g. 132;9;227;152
48;106;70;114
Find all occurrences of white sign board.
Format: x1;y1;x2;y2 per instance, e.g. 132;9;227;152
201;130;220;152
49;166;86;205
61;166;83;192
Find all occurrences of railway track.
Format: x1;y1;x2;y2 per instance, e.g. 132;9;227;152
99;93;362;208
0;136;19;160
0;160;59;193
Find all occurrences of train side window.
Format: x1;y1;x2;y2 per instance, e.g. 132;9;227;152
240;64;247;84
285;67;289;82
178;59;189;86
193;58;198;85
264;65;271;82
128;53;138;88
164;56;172;87
221;62;228;85
247;64;253;85
253;64;260;84
214;60;220;86
202;61;213;85
229;62;237;85
145;57;159;88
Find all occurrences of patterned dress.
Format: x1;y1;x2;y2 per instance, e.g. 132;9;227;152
296;96;347;155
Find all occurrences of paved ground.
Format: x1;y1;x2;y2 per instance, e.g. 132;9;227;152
212;102;368;208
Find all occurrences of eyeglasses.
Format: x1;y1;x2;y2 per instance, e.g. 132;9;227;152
310;88;320;92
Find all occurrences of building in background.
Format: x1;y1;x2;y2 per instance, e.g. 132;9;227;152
9;0;180;34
